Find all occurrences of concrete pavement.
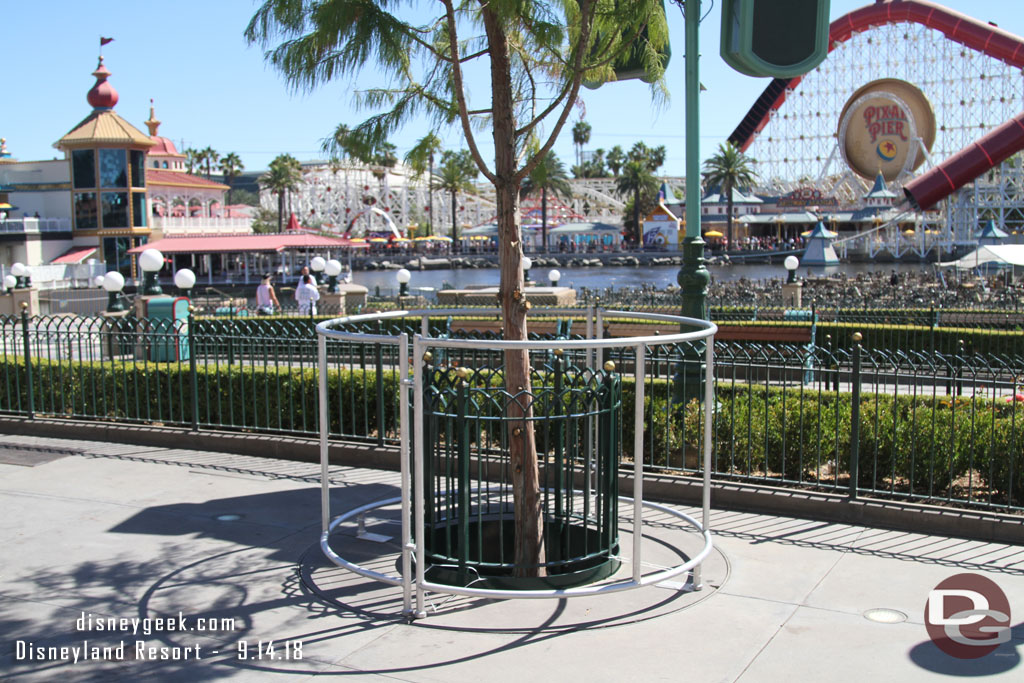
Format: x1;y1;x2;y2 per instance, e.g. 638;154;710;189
0;434;1021;682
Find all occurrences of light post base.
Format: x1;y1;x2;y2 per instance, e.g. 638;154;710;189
782;282;803;309
674;236;710;406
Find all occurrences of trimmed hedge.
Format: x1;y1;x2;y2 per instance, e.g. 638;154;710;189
0;357;399;441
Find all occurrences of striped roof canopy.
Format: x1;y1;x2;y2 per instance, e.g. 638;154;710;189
56;110;155;150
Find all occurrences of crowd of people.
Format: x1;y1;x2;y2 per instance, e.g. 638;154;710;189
706;269;1022;310
705;235;808;253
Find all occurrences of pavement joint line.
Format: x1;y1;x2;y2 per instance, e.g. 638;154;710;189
0;487;154;510
0;485;318;534
733;524;869;683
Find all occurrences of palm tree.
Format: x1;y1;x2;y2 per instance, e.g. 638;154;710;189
184;148;199;175
219;152;244;204
606;145;626;176
616;159;658;246
200;146;220;180
404;133;444;237
521;151;572;252
702;142;758;250
572;120;592;169
259;154;302;232
648;145;667;172
432;150;477;252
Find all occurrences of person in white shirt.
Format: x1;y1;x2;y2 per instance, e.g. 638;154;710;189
294;265;317;294
256;274;281;315
296;274;320;315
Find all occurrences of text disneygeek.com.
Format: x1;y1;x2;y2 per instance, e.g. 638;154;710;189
12;611;304;663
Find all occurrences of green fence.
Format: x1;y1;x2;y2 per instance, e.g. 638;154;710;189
1;310;1021;513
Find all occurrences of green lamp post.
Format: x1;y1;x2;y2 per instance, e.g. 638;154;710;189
102;271;126;312
138;248;164;296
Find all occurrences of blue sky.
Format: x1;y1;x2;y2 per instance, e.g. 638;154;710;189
3;1;1022;177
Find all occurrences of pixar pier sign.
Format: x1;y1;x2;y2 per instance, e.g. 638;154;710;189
863;105;909;144
838;78;936;183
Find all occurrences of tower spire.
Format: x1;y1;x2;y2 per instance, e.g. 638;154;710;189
145;99;161;137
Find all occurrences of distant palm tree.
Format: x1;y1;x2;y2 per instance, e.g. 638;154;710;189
648;145;667;172
404;133;444;236
184;148;199;175
200;146;220;180
616;159;658;246
432;150;478;252
702;142;758;249
219;152;244;203
606;145;626;176
521;151;572;253
572;120;592;169
260;154;302;232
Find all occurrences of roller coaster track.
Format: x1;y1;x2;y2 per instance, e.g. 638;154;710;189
729;1;1024;212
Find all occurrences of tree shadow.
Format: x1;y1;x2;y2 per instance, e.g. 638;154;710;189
107;484;398;562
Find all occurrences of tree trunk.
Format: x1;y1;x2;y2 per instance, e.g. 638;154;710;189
634;187;641;246
726;183;734;251
483;7;545;577
277;191;284;233
451;190;458;253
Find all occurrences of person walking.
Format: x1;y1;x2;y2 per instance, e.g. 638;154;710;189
256;273;281;315
296;273;320;315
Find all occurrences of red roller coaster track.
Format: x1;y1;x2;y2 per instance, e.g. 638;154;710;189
728;0;1024;211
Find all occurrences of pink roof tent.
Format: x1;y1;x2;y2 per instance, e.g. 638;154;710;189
286;213;301;231
127;233;359;255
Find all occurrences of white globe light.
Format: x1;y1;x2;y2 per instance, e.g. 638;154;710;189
21;266;32;278
396;268;412;284
102;271;125;292
324;259;343;277
10;262;26;277
139;248;165;273
784;255;800;271
4;275;17;290
522;256;533;270
93;275;106;288
310;256;327;272
174;268;197;290
548;269;561;283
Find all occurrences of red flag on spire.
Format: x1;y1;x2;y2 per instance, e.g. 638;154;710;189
100;37;114;46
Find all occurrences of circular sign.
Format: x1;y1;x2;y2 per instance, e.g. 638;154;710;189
924;573;1012;659
837;79;935;182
